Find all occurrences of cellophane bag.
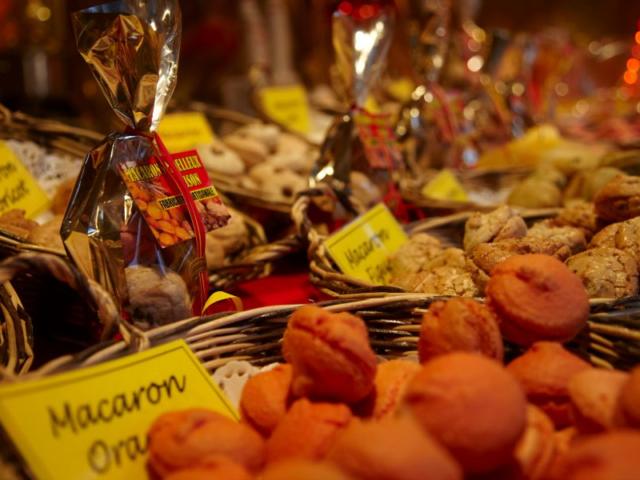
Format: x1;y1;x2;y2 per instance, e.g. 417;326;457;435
311;0;402;215
63;0;223;331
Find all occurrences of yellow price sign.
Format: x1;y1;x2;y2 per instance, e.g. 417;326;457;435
259;84;311;134
325;203;408;285
157;112;217;152
421;169;468;202
0;340;236;480
0;141;49;218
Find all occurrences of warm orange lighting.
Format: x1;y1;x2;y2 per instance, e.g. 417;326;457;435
636;31;640;44
624;70;638;85
628;58;640;72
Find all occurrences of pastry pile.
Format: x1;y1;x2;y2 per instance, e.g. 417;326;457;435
197;124;316;204
392;173;640;299
146;254;640;479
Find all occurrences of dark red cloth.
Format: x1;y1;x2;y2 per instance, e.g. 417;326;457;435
232;272;327;310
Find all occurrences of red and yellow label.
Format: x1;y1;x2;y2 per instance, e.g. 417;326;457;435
118;150;229;248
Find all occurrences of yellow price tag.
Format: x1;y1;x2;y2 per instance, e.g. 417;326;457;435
325;203;408;285
0;340;237;480
259;84;311;134
0;141;49;218
157;112;216;152
421;170;468;202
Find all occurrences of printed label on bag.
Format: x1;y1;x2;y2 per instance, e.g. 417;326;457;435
259;84;311;134
421;169;468;202
118;150;230;248
325;203;408;285
0;340;237;480
0;141;50;218
157;112;217;152
354;109;403;170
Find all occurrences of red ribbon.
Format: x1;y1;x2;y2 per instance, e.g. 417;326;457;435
152;132;209;314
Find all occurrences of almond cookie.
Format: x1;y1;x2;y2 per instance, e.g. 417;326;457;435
594;174;640;222
566;247;638;299
389;233;443;278
551;200;599;239
590;216;640;263
527;221;586;255
470;238;572;276
463;206;528;251
413;266;480;297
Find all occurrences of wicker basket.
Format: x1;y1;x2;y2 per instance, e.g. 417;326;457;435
0;104;299;290
187;101;317;215
0;103;102;158
400;166;532;214
0;253;124;378
6;289;638;382
292;184;559;297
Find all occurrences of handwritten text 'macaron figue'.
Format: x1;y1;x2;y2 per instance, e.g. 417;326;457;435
342;228;391;284
47;374;186;474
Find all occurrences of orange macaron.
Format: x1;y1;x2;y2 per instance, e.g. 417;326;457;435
265;398;352;463
259;459;352;480
327;416;462;480
403;353;527;474
620;366;640;428
163;458;252;480
282;305;377;404
507;342;591;428
357;359;421;420
147;409;265;477
419;298;503;362
486;254;589;345
550;431;640;480
240;364;292;436
568;368;629;434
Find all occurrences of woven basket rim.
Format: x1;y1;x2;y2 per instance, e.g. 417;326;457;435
6;291;640;383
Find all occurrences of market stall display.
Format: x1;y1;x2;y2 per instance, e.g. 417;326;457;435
0;0;639;478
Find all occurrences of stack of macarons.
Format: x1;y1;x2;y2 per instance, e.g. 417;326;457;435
146;254;640;480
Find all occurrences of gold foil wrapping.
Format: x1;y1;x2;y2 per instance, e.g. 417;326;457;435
62;0;199;330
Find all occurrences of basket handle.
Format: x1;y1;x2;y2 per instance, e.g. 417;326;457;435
0;253;147;352
292;185;366;253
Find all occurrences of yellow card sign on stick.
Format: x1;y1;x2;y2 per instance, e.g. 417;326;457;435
0;340;237;480
421;169;468;202
259;84;311;134
0;141;49;217
325;203;408;285
157;112;216;152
